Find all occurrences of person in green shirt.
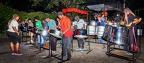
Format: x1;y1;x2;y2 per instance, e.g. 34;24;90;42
34;16;44;46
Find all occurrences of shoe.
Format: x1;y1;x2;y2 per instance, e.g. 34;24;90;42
15;51;23;55
123;51;127;53
30;40;34;43
52;51;58;56
126;52;133;55
11;51;16;55
66;57;71;60
75;48;81;51
27;41;30;43
61;56;67;61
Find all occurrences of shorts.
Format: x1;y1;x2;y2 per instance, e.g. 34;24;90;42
29;32;34;36
7;31;21;44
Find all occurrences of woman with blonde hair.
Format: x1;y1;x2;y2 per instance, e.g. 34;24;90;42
7;14;22;55
124;8;136;55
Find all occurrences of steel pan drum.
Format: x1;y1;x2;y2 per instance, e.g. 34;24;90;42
90;20;96;26
102;25;113;41
137;29;142;36
96;26;105;37
107;22;118;27
50;29;62;38
74;29;87;38
87;25;97;35
113;27;128;45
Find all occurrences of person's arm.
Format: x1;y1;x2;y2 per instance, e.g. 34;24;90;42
12;21;19;35
12;26;19;35
63;19;71;34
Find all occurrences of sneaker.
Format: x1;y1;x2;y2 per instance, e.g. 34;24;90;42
123;51;127;53
31;40;34;43
11;51;16;55
126;52;133;55
75;48;81;51
52;51;58;56
27;41;30;43
15;51;23;55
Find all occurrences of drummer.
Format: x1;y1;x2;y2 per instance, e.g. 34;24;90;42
73;16;86;51
44;16;58;55
96;14;106;45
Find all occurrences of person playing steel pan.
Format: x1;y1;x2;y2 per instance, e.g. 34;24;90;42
34;16;44;47
44;16;58;55
96;14;106;46
73;16;86;51
58;12;73;61
27;18;34;44
124;8;142;55
41;18;49;49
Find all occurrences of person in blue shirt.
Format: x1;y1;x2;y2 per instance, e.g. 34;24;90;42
42;18;49;49
45;16;57;55
96;14;106;45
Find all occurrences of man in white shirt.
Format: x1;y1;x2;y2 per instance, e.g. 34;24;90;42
73;16;85;51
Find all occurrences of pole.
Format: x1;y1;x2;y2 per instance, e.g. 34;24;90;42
123;0;126;9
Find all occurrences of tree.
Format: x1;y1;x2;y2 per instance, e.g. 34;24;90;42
30;0;85;11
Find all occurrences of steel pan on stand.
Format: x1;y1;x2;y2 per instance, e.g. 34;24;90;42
96;26;105;37
87;25;97;35
102;25;114;42
49;29;62;38
74;29;87;38
113;26;128;45
90;20;96;26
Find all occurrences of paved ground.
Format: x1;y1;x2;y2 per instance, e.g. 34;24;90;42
0;36;144;63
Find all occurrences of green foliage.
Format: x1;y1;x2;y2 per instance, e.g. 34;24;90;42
27;12;48;20
0;3;57;36
31;0;85;10
27;12;57;20
0;3;20;35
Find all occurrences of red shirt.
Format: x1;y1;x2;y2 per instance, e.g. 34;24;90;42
60;16;73;37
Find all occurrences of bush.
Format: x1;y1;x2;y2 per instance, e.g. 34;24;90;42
27;12;57;20
0;3;57;36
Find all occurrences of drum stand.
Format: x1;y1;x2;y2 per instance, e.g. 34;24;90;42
43;34;65;63
35;35;43;54
106;29;142;63
86;36;93;54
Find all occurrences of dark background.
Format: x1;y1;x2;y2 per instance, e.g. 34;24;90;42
0;0;144;17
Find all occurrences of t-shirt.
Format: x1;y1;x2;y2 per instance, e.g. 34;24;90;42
96;17;105;26
28;22;34;27
60;16;73;37
47;19;56;29
127;14;136;28
115;16;121;22
43;22;48;30
7;19;18;32
36;20;43;30
73;19;85;29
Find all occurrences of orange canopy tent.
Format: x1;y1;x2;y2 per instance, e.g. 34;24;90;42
62;8;88;20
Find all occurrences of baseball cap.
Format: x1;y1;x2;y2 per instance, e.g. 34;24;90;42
75;16;79;21
57;12;64;16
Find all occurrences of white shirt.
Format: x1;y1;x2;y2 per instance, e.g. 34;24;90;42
7;19;18;32
73;19;85;29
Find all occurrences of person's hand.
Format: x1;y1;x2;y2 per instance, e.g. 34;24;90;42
16;32;19;35
60;32;63;37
